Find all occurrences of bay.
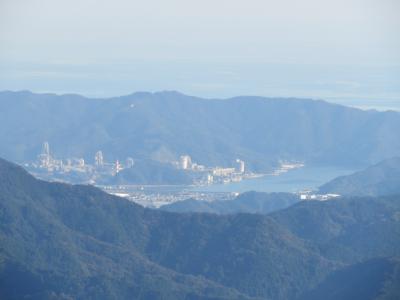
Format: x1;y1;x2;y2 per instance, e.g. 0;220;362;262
191;166;360;193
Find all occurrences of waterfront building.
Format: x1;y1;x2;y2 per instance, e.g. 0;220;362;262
95;151;104;167
213;167;235;177
180;155;192;170
236;159;245;173
126;157;135;168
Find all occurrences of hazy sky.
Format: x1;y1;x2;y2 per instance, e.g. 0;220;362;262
1;0;399;64
1;0;399;106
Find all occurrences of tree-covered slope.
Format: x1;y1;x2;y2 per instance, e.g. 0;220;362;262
1;91;400;170
319;157;400;196
0;158;332;299
98;159;194;185
0;158;253;300
1;158;400;299
297;257;400;300
270;196;400;263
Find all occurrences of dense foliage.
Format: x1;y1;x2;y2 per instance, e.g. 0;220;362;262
319;157;400;196
98;159;195;185
1;91;400;170
1;158;399;299
297;257;400;300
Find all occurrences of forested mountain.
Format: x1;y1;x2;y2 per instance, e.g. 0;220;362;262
98;159;195;185
319;157;400;196
0;158;252;300
270;196;400;264
1;90;400;170
297;257;400;300
1;158;399;299
160;191;299;214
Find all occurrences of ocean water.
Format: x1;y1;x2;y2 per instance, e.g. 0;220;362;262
191;166;360;193
1;61;399;112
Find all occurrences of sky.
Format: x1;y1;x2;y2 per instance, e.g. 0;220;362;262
1;0;400;109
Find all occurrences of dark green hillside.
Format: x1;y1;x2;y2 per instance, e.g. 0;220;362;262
0;158;252;300
297;257;400;300
145;212;333;300
0;158;331;300
1;158;400;299
0;158;333;299
271;196;400;262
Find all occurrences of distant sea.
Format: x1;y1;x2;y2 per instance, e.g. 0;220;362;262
1;61;399;111
191;166;360;193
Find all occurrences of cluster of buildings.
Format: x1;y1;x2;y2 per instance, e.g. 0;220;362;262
177;155;247;184
32;142;134;178
103;185;238;208
37;142;86;172
30;143;339;208
31;142;252;186
298;190;340;201
31;142;252;185
93;150;134;174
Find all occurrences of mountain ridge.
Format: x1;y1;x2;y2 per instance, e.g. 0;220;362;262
319;157;400;196
1;157;400;299
1;90;400;170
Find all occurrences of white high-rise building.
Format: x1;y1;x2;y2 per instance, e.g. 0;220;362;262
114;160;123;174
95;151;104;167
43;142;50;156
126;157;135;168
180;155;192;170
236;159;245;173
78;158;85;168
38;141;51;168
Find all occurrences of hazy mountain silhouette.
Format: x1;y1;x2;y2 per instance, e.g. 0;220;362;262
1;91;400;170
319;157;400;196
